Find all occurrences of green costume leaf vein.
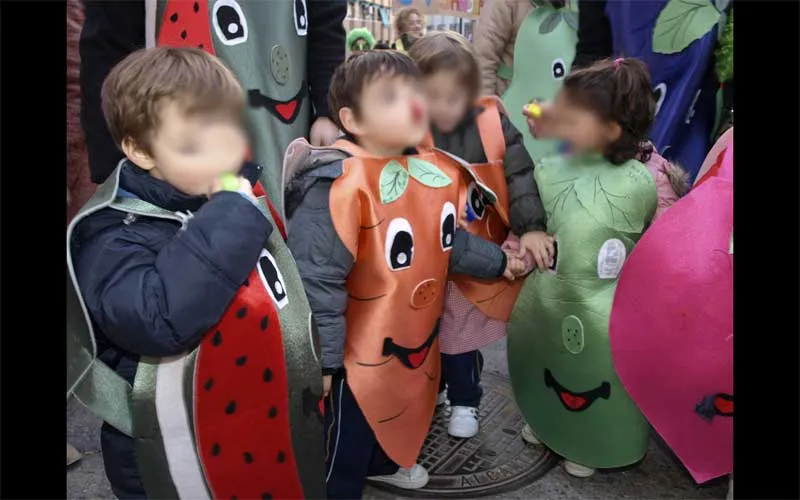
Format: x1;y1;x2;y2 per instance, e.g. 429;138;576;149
562;10;579;31
652;0;721;54
408;158;452;188
539;11;563;34
379;160;409;204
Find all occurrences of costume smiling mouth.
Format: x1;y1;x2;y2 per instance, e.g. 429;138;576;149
544;368;610;412
247;84;307;124
381;328;439;370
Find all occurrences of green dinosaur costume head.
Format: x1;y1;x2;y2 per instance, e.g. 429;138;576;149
502;1;578;162
508;153;657;468
347;27;376;52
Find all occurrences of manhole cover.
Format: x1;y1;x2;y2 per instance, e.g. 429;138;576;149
369;373;559;498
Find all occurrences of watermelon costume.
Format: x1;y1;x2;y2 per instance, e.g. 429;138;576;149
507;153;657;468
502;0;577;162
66;164;325;498
610;132;733;484
604;0;724;181
150;0;311;212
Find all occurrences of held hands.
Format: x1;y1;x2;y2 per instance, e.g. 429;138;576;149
502;251;528;281
518;230;556;270
522;100;557;140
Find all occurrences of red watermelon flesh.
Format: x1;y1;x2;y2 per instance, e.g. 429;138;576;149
159;0;215;53
194;262;304;500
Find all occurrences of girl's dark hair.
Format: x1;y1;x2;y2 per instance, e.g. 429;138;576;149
562;57;655;164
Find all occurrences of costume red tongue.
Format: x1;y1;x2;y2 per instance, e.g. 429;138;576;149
560;392;587;410
408;347;429;368
713;395;733;415
275;101;298;121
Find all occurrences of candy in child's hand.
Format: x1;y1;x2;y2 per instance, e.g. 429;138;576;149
219;173;240;192
527;102;543;118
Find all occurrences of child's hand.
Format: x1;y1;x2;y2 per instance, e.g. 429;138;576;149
518;230;555;270
502;252;527;281
522;100;556;139
323;374;332;397
211;175;255;201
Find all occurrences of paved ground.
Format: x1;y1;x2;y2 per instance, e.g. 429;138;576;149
67;338;728;499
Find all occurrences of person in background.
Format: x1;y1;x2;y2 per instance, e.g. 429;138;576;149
392;7;425;53
347;27;377;53
79;0;346;210
375;41;392;50
473;0;533;97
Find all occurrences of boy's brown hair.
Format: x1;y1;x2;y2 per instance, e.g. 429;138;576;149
327;51;420;132
562;57;656;164
101;47;244;154
407;31;480;100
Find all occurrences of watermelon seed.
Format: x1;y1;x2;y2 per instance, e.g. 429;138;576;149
198;44;204;49
169;12;178;22
260;315;269;331
232;497;238;500
268;406;278;419
243;452;253;464
261;494;273;500
236;355;247;366
236;307;248;319
203;378;214;391
211;443;221;456
225;401;237;414
212;330;222;346
193;1;200;13
243;278;250;287
180;29;187;40
277;451;286;463
263;368;273;382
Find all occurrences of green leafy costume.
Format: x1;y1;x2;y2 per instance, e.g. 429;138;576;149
507;153;657;468
347;27;376;52
502;0;578;162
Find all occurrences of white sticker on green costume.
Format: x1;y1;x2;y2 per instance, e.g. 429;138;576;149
597;239;626;279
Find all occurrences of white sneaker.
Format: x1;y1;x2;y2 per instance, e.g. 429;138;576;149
436;391;448;406
563;460;596;478
520;424;541;445
448;406;479;438
368;464;429;490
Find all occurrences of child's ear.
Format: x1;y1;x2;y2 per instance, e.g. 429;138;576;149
121;137;156;171
338;107;363;136
606;121;622;144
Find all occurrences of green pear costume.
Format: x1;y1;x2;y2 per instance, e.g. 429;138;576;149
150;0;311;211
502;1;577;162
507;153;657;468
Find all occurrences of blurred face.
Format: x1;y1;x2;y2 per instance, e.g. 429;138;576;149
407;13;424;36
422;70;471;134
341;74;429;154
551;90;620;156
125;101;248;196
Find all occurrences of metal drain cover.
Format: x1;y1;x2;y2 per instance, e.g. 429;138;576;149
369;373;559;498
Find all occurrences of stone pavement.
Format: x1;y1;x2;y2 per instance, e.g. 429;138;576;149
67;339;728;499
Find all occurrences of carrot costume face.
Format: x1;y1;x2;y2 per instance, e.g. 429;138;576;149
329;140;467;467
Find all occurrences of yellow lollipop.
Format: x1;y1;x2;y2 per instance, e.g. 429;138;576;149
526;102;543;118
219;173;240;192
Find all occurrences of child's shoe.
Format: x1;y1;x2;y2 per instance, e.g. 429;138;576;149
436;391;448;406
520;424;541;445
368;464;429;489
448;406;479;438
563;460;596;478
726;474;733;500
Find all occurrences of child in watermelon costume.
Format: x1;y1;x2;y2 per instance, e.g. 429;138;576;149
283;50;521;499
67;48;324;499
508;58;685;478
408;32;550;440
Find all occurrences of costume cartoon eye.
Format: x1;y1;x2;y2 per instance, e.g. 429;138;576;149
212;0;248;46
257;248;289;309
653;83;667;116
294;0;308;36
385;218;414;271
552;58;566;80
466;182;486;221
440;202;456;251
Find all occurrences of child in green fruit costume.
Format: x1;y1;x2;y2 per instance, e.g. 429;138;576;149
507;58;663;478
500;0;578;162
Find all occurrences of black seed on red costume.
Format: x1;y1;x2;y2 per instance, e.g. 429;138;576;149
212;330;222;346
236;355;247;366
169;12;178;22
260;316;269;331
277;451;286;463
262;494;273;500
180;30;187;40
193;1;200;12
212;443;221;456
244;278;250;287
198;44;204;49
263;368;273;382
268;406;278;418
204;378;214;391
237;307;248;319
225;401;237;414
243;452;253;464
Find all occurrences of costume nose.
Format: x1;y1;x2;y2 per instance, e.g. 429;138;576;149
410;279;439;309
